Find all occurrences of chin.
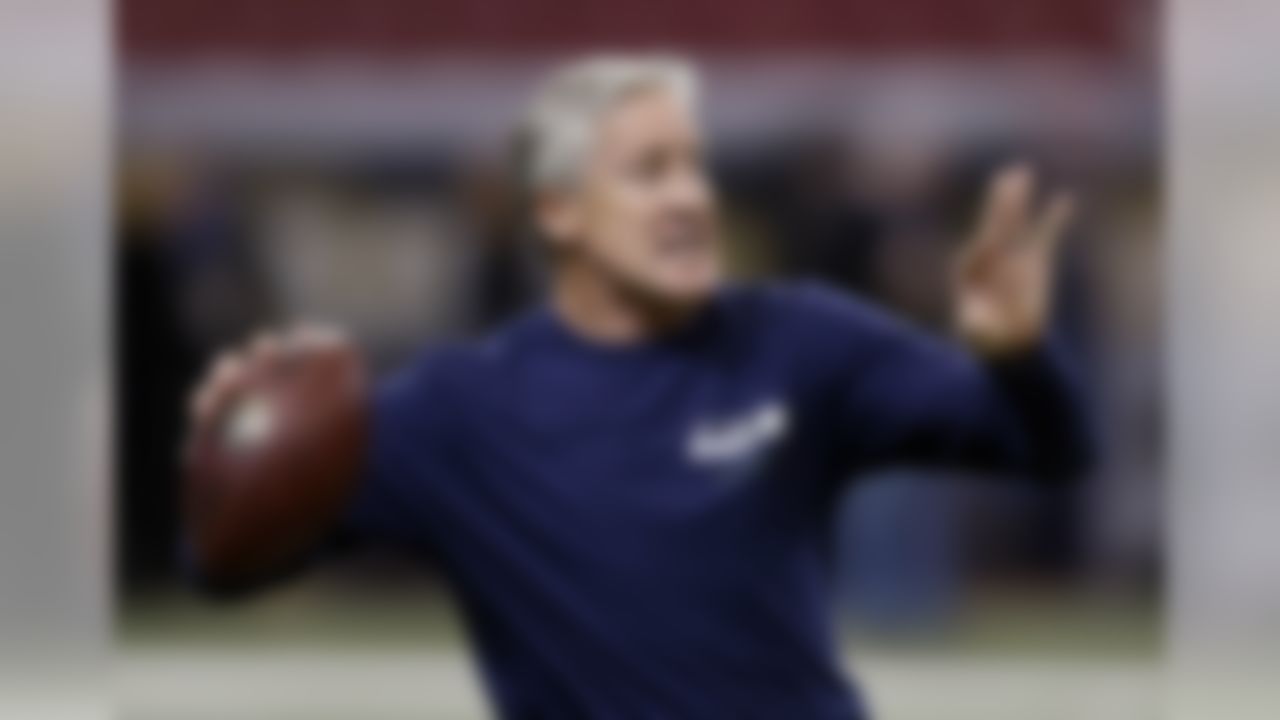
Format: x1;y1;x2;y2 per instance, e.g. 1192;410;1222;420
646;264;723;308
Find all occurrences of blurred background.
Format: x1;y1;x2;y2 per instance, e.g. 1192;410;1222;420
116;1;1161;717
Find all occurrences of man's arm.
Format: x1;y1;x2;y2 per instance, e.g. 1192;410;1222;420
832;164;1093;482
833;316;1093;483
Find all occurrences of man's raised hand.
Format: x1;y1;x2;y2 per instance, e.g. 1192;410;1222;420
953;163;1076;357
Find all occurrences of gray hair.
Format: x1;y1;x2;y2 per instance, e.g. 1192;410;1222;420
513;55;699;195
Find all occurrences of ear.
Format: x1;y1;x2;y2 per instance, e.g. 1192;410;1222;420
534;188;583;252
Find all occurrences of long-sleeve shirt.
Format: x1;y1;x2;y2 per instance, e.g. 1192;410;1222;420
346;281;1093;719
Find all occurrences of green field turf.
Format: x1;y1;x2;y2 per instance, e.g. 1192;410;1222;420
118;580;1159;719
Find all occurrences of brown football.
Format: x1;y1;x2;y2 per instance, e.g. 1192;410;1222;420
182;336;369;586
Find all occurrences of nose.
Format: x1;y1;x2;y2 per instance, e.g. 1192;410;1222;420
665;166;714;216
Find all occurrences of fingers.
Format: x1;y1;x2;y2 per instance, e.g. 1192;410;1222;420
246;332;283;364
289;322;347;351
965;163;1077;268
953;165;1076;356
1031;191;1076;256
971;162;1035;253
188;331;283;426
189;351;249;428
187;325;350;427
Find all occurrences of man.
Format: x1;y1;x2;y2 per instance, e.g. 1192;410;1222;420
188;56;1091;718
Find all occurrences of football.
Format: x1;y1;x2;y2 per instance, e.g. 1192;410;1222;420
182;332;369;586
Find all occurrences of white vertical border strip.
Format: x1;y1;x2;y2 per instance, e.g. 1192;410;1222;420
1169;0;1280;717
0;1;110;718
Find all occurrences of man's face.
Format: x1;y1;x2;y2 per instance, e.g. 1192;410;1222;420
539;86;723;307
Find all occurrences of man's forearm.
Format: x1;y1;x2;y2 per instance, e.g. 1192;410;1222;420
983;337;1095;483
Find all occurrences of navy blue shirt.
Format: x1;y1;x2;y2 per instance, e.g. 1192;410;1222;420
346;282;1091;719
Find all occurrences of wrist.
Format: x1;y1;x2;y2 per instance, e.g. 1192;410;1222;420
959;325;1046;361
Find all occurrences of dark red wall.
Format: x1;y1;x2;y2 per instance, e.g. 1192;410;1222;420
120;0;1152;61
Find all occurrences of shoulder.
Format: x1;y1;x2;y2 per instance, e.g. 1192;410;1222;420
728;280;911;345
726;280;956;391
378;338;491;397
378;311;544;406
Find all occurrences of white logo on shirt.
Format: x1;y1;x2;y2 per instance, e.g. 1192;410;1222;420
687;399;790;467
